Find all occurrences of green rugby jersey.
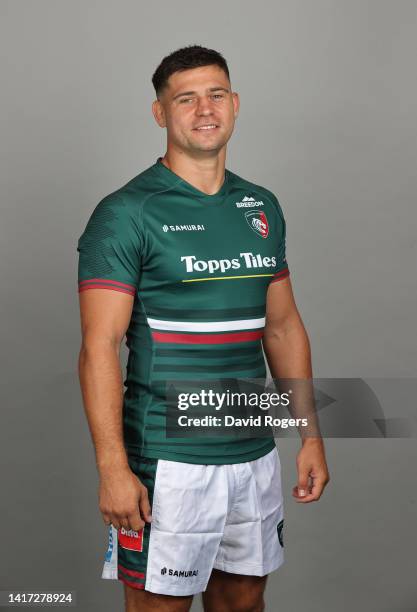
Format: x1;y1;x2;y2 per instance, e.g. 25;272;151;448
77;157;290;464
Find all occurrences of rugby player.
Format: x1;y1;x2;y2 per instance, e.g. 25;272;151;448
77;45;330;612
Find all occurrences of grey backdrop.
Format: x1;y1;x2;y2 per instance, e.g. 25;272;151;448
1;1;416;610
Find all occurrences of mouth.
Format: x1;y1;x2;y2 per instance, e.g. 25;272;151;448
192;124;219;132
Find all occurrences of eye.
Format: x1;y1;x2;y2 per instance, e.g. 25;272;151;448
212;94;224;100
179;98;194;104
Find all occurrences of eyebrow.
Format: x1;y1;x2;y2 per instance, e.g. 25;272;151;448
172;87;230;100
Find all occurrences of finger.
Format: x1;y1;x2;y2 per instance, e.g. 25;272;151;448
109;516;122;530
310;478;327;499
128;508;145;532
139;488;152;523
296;468;311;498
292;485;319;503
292;485;314;502
102;513;112;526
119;517;131;531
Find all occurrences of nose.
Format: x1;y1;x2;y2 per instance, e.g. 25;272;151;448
196;95;214;116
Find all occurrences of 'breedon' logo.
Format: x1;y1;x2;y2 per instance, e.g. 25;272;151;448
235;196;264;208
245;211;269;238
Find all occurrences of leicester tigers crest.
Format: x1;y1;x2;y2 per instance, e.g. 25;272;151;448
245;211;269;238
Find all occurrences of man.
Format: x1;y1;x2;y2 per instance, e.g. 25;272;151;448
77;45;330;612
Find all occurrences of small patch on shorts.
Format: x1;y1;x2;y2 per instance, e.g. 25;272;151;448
104;525;114;562
118;527;144;552
277;519;284;547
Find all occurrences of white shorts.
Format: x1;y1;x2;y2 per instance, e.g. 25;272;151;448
102;447;284;596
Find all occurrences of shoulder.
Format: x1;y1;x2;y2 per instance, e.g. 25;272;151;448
226;169;285;219
86;162;166;222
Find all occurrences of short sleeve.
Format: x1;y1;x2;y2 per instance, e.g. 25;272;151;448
269;194;290;285
77;193;142;296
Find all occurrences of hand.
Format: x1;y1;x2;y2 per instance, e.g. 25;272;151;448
98;465;152;531
292;439;330;503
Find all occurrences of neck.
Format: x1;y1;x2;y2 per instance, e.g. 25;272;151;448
161;146;227;195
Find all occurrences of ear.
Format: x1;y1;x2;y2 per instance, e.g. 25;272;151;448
232;91;240;119
152;99;166;128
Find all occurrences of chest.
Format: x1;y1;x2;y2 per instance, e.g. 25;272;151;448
141;200;279;284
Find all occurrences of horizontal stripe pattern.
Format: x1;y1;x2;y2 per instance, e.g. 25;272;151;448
148;316;265;333
118;563;145;580
148;309;266;346
136;322;265;383
118;563;146;590
118;576;145;590
144;304;266;320
155;346;259;358
78;278;136;296
152;329;264;345
153;355;265;373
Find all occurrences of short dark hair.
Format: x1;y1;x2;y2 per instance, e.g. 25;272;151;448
152;45;230;97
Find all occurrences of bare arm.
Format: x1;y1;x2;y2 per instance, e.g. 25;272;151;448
263;277;330;502
263;277;312;380
78;289;151;530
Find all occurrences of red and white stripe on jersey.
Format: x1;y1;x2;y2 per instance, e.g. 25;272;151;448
78;278;136;296
147;317;265;333
148;316;265;345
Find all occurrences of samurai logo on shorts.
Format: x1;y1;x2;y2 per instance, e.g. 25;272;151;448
245;211;269;238
277;519;284;547
160;567;199;578
118;527;143;552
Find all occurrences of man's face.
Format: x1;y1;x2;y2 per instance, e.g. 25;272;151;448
153;65;239;156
